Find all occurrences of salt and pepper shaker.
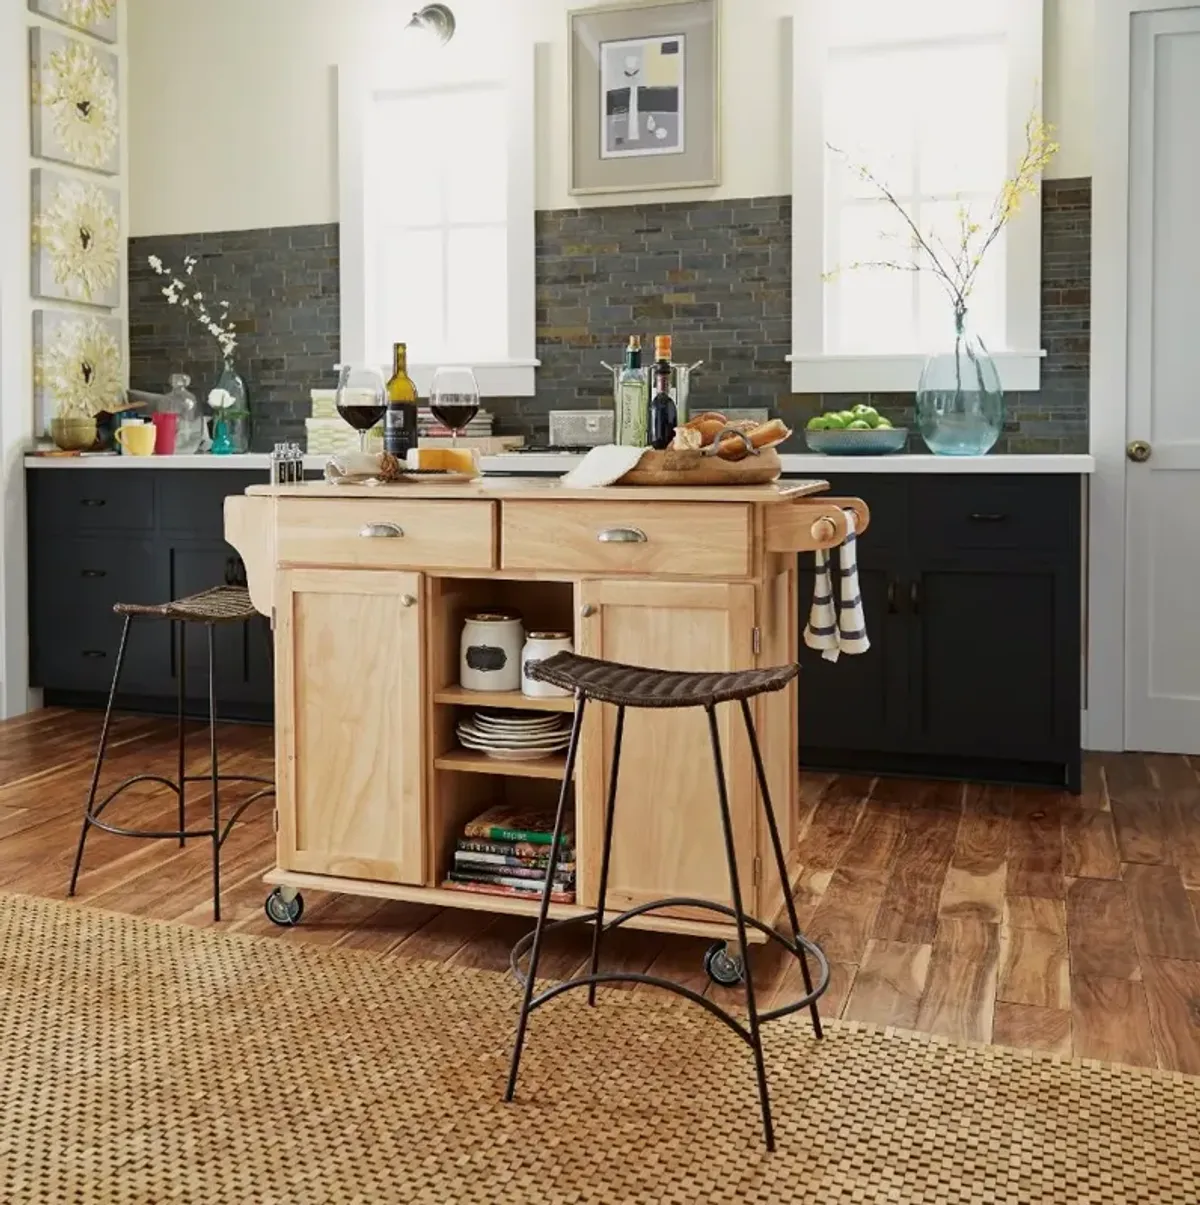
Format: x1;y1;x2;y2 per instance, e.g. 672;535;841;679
270;442;305;484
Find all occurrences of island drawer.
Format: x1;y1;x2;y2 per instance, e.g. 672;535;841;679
501;501;751;577
275;499;496;570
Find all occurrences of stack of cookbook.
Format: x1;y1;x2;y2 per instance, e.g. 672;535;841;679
442;805;576;904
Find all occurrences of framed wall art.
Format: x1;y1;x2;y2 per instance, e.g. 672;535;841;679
569;0;719;195
32;168;121;307
30;26;120;174
33;310;125;429
28;0;119;44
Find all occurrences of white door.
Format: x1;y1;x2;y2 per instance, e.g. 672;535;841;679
1124;7;1200;752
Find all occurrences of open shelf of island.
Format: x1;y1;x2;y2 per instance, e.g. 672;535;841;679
433;749;570;780
432;686;575;713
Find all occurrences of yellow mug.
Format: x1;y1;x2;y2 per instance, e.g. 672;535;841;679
116;423;156;456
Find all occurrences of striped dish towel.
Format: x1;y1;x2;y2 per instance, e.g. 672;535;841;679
804;510;870;663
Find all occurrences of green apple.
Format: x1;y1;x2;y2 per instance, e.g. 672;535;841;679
846;419;872;430
838;410;857;424
852;405;880;427
806;415;829;431
823;413;848;429
875;417;894;429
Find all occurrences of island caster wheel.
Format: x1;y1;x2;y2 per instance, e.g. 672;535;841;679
704;941;745;987
264;887;304;927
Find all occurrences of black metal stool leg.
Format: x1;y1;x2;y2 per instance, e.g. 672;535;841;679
177;620;187;848
69;615;133;898
504;693;587;1103
207;624;221;922
707;704;775;1152
740;698;822;1040
587;704;624;1007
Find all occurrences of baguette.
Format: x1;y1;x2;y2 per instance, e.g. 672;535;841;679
714;418;792;461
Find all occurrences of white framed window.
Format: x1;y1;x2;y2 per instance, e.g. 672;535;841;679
338;38;537;396
790;0;1045;393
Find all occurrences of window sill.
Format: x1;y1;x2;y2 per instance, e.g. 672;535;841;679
404;361;540;398
787;351;1045;395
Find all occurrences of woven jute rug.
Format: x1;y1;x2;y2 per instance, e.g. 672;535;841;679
1;894;1197;1205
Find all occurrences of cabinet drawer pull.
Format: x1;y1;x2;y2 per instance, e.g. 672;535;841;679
80;498;107;508
360;522;404;539
597;527;647;544
81;650;107;659
910;581;921;615
81;569;106;579
886;580;898;614
968;512;1008;522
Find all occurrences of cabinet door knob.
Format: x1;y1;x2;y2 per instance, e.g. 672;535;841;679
81;568;106;579
399;594;416;608
580;603;597;618
360;522;404;539
910;581;921;615
597;528;647;544
886;580;898;614
1127;440;1152;463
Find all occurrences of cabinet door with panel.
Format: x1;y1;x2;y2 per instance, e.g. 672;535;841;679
576;579;757;915
274;568;425;884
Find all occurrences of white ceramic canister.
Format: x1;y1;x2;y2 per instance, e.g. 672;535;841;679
521;632;574;698
460;611;525;692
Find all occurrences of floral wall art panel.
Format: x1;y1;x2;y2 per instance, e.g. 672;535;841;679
33;310;125;430
32;168;120;307
30;27;120;175
28;0;119;44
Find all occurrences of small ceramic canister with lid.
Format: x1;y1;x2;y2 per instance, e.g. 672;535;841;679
460;611;524;692
521;632;574;698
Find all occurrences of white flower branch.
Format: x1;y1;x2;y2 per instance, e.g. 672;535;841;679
147;254;239;359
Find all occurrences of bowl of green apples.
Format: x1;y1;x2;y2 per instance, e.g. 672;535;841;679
804;406;907;455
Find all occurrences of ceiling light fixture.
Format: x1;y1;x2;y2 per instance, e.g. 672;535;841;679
407;3;456;45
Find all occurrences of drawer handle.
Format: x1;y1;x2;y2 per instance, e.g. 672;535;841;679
80;498;107;508
400;594;416;609
82;650;107;659
968;512;1009;522
597;527;647;544
81;569;107;579
360;522;404;539
910;581;921;615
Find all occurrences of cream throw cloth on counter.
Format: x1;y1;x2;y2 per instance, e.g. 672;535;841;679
804;510;870;663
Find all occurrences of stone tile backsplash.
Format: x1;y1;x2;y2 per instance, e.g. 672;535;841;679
129;178;1090;453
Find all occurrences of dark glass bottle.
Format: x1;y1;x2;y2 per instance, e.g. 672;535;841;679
384;342;419;457
648;335;677;451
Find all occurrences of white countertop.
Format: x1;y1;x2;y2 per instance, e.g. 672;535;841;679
25;450;1096;474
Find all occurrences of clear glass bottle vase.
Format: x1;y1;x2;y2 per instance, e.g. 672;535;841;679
915;305;1004;456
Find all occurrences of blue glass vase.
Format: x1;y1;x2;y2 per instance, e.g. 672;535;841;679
208;358;250;455
915;306;1004;456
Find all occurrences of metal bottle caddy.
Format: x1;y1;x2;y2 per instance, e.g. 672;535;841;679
600;358;704;424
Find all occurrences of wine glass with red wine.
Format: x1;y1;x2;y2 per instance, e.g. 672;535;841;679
428;366;480;448
335;364;387;452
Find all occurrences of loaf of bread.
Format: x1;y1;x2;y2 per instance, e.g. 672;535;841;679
714;418;792;461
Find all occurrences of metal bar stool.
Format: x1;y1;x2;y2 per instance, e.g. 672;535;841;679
67;585;274;920
505;652;830;1151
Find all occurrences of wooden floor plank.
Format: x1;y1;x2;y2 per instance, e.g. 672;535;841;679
1061;805;1121;880
1065;877;1141;981
939;863;1006;924
1006;791;1065;899
1071;975;1157;1068
843;939;931;1028
1141;957;1200;1076
870;809;960;943
1122;862;1200;961
793;776;871;871
1106;756;1169;867
1003;896;1066;934
806;866;889;963
954;784;1012;870
837;800;906;872
992;1001;1072;1057
914;918;1000;1045
997;925;1069;1010
768;957;856;1021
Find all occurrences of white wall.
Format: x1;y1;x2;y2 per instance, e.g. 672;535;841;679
0;2;129;717
130;0;1094;237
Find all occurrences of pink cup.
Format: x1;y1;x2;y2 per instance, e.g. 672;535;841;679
151;412;179;455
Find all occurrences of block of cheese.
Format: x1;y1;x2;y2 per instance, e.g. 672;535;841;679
406;446;480;477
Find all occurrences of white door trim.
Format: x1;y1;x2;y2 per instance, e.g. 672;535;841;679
1086;0;1200;751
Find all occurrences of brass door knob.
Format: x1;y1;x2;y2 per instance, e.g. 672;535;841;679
580;604;597;618
399;594;416;608
1127;440;1152;463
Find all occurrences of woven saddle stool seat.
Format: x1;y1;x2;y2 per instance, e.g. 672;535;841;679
114;585;258;624
527;652;799;709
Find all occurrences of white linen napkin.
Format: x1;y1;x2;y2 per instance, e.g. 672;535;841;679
561;445;647;488
804;509;870;663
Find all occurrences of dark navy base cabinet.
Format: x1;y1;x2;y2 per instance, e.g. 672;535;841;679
28;469;273;722
797;473;1083;792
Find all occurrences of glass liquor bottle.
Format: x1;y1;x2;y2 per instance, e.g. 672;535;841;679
616;336;648;447
384;342;419;458
648;335;677;450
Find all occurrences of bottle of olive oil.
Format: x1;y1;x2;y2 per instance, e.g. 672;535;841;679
384;342;419;457
616;336;648;446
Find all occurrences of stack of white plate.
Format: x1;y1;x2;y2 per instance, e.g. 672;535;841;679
456;710;573;761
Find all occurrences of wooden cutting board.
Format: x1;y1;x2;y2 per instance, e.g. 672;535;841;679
618;447;782;486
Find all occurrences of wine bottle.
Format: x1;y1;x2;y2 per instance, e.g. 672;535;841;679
384;342;418;457
616;336;648;447
648;335;677;451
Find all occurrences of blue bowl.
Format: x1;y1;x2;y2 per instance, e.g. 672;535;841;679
804;427;908;456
